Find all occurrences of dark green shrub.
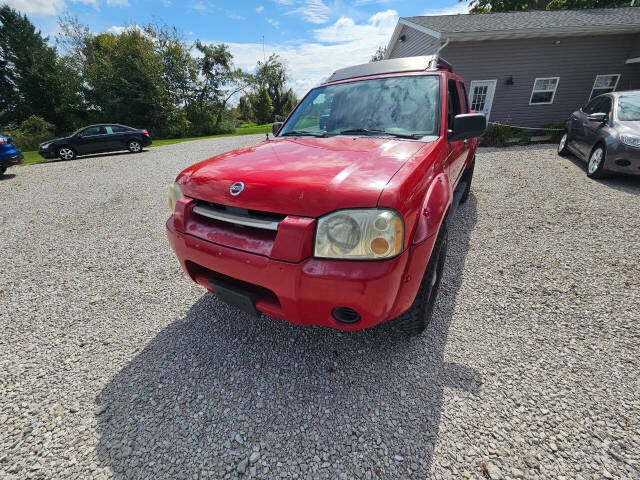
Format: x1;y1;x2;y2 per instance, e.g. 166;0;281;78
1;115;54;150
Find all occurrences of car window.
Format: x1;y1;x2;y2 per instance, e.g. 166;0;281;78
81;126;102;136
447;79;461;131
105;126;114;134
280;75;440;137
582;97;603;114
599;97;612;115
111;125;129;133
618;95;640;121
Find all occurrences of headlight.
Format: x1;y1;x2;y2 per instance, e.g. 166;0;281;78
40;143;51;150
168;182;183;213
315;209;403;259
620;135;640;148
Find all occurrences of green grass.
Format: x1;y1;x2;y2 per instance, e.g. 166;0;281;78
18;123;273;166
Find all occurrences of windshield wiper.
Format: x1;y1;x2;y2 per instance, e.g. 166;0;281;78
280;130;328;137
337;129;423;140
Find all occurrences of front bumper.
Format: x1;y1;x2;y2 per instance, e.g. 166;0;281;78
605;141;640;176
166;216;436;330
38;147;57;159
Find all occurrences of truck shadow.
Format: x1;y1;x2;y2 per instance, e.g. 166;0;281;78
96;195;481;479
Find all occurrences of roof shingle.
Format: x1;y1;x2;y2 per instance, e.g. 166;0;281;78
405;7;640;34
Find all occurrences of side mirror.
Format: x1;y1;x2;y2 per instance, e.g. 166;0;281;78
272;122;283;135
587;112;607;123
449;113;487;142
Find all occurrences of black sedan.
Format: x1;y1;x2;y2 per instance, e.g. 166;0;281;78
38;124;152;161
558;91;640;178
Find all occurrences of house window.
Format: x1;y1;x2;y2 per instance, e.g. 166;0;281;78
589;74;620;100
529;77;559;105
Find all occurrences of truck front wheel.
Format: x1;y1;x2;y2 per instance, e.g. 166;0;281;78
396;224;448;335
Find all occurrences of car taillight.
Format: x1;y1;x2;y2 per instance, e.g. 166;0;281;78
141;129;149;136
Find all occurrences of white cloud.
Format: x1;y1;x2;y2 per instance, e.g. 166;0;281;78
106;0;130;6
286;0;331;24
422;3;469;16
266;18;280;28
107;24;143;34
4;0;66;15
255;5;264;12
224;9;398;97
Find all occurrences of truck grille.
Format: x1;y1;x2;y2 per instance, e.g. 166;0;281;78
192;202;286;231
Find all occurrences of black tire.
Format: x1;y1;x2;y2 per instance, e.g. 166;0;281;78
396;224;448;335
557;131;570;157
128;140;142;153
460;160;474;204
57;146;76;161
0;166;6;176
586;143;606;179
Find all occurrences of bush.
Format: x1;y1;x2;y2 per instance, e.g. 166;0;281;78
479;123;518;147
539;121;565;142
1;115;54;150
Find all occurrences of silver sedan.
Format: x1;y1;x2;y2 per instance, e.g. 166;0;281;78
558;90;640;178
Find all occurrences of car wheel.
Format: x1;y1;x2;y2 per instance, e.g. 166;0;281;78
128;140;142;153
460;160;474;204
396;224;448;336
586;144;606;179
57;146;76;161
557;131;570;156
0;166;6;176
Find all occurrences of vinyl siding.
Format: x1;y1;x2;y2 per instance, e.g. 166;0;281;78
388;25;442;58
390;32;640;127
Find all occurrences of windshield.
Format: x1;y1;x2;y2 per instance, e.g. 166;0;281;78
618;95;640;121
279;75;440;139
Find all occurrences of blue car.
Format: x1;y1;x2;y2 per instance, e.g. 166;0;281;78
0;134;23;175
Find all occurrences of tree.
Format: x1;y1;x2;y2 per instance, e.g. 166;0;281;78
461;0;632;13
253;87;273;125
255;53;291;121
0;6;83;133
371;46;387;62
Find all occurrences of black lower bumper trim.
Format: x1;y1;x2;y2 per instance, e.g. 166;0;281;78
208;278;259;316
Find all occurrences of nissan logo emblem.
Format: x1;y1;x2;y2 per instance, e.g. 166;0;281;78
229;181;244;196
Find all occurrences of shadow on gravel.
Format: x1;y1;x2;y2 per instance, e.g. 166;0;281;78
0;173;17;181
36;150;149;165
563;155;640;195
96;196;481;479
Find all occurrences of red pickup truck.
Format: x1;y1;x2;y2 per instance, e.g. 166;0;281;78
166;55;486;334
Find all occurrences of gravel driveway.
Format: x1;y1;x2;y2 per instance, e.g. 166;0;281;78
1;137;639;480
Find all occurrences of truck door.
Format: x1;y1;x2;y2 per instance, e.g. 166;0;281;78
446;78;469;185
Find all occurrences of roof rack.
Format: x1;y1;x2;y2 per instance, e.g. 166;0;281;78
326;55;452;83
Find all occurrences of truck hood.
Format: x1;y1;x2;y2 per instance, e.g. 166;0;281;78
178;137;431;217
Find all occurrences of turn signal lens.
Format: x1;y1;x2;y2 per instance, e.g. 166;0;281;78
370;237;390;255
168;182;183;213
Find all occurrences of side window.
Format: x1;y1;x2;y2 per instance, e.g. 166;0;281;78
583;97;603;115
112;125;128;133
447;79;461;130
81;126;102;136
599;97;613;115
459;82;469;113
105;126;114;134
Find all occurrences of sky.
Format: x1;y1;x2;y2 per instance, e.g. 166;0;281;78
5;0;469;97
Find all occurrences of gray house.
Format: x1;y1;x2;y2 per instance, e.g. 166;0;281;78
385;7;640;127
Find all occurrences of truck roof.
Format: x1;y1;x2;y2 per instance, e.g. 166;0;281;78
326;55;452;84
